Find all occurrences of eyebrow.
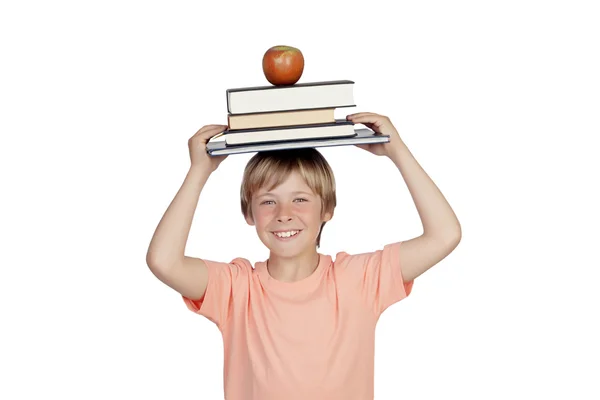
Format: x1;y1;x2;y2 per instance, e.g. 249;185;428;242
257;191;313;198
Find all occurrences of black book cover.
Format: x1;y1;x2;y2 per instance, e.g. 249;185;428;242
226;80;354;93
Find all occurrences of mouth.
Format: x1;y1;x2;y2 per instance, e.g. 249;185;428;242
271;229;302;241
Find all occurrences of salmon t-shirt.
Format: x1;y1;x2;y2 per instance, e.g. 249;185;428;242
182;242;414;400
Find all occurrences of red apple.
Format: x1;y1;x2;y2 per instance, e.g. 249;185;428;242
262;45;304;86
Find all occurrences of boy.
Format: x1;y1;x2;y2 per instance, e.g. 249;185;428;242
146;112;461;399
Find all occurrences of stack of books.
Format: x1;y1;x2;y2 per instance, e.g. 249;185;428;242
206;80;390;156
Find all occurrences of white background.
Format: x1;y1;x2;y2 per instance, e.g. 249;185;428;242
1;0;599;399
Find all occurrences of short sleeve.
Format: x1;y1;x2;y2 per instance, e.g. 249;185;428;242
336;242;414;317
182;257;251;330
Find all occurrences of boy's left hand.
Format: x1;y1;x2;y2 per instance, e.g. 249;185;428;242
346;112;404;157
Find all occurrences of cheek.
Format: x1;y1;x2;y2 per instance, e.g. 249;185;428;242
252;207;272;226
300;205;323;223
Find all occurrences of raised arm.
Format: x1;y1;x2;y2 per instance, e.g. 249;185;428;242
347;113;462;282
146;124;228;300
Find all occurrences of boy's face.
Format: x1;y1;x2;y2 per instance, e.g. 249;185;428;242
246;171;332;257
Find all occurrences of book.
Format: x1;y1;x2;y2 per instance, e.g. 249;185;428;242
226;80;355;114
206;128;389;156
222;120;355;146
227;108;335;130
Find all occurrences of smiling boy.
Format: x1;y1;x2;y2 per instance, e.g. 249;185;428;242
239;147;336;283
146;112;462;400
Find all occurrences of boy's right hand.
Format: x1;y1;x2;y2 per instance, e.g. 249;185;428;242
188;124;229;172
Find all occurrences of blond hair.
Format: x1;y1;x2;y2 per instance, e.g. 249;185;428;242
240;148;336;248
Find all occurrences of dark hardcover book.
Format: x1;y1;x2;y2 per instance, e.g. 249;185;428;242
226;80;355;115
206;128;389;156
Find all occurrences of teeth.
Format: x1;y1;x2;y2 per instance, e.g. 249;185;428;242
274;230;299;238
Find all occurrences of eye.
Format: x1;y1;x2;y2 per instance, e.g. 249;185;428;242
261;200;275;205
295;198;308;203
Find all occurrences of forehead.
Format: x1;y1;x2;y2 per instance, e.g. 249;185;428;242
257;171;313;194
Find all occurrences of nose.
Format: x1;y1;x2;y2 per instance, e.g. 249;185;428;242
276;204;293;222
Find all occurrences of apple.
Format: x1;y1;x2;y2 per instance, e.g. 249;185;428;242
262;45;304;86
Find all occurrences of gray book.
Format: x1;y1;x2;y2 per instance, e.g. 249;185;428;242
206;128;389;156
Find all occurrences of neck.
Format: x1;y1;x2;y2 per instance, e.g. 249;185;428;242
266;249;320;283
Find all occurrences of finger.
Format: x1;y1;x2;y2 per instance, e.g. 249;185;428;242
348;113;381;123
194;124;228;136
200;124;228;134
193;124;228;138
348;116;381;127
196;124;223;133
347;112;379;119
197;130;227;143
350;118;382;130
349;116;387;130
357;122;376;130
348;111;377;116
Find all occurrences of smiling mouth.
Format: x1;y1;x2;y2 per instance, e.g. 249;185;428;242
272;229;302;239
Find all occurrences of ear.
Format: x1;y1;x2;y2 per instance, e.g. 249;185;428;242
245;214;255;226
322;210;333;222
